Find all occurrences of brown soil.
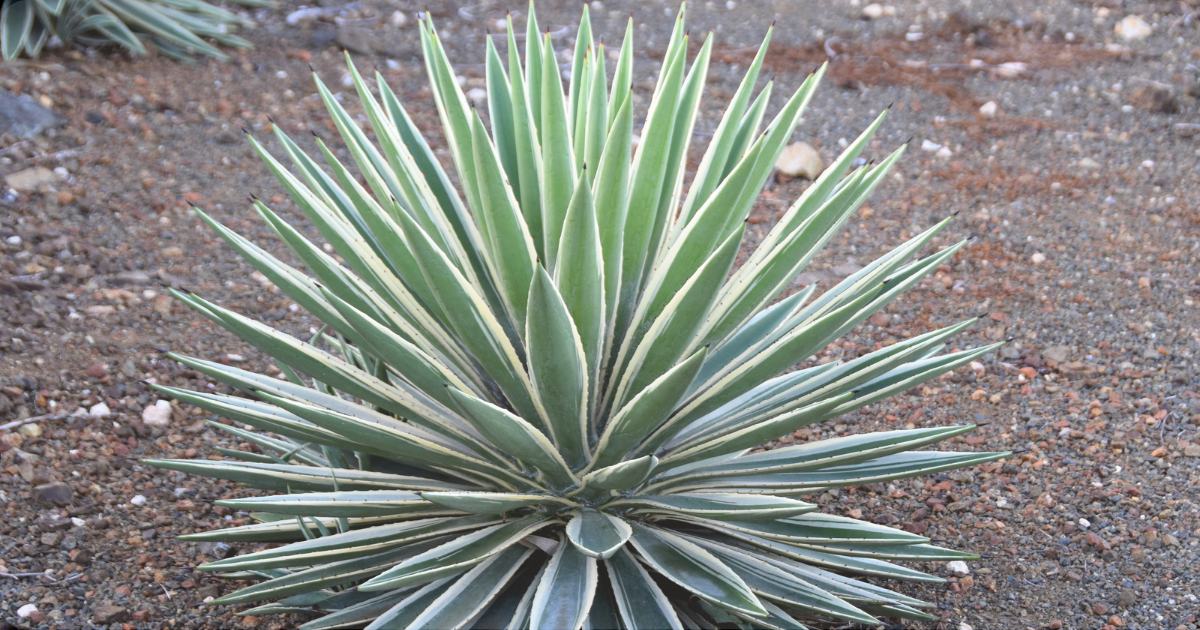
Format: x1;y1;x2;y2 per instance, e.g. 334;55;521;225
2;1;1199;629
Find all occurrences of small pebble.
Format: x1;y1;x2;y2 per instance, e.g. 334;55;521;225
1032;252;1046;264
862;3;884;19
142;400;172;426
466;87;488;104
1114;15;1151;41
979;101;998;118
775;142;824;181
131;495;147;506
947;560;971;575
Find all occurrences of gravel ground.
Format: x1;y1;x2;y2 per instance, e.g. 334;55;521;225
1;0;1199;628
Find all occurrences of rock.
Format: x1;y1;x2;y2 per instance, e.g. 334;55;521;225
0;91;66;139
214;128;240;145
935;146;953;159
17;423;41;438
466;87;488;104
41;531;62;546
16;604;38;618
389;10;408;27
85;363;107;378
947;560;970;575
112;270;152;286
1183;444;1200;457
920;140;942;152
92;605;129;625
32;482;73;505
142;400;172;426
5;166;57;192
1042;345;1072;363
335;25;411;57
89;401;112;418
335;26;376;54
153;294;173;316
1078;157;1101;170
1129;84;1178;114
1114;15;1151;41
160;245;184;259
978;101;998;118
197;541;234;560
131;494;147;506
1118;588;1137;607
775;142;824;181
992;62;1027;78
861;3;884;19
1031;252;1046;264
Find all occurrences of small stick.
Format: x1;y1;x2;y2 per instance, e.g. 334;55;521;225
0;412;97;432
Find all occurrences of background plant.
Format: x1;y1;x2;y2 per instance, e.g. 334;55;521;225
148;4;1007;628
0;0;273;61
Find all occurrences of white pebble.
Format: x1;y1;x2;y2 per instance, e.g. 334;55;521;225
17;604;38;618
71;517;86;528
1079;517;1091;528
142;400;172;426
389;10;408;28
466;87;488;103
978;101;998;118
131;495;147;506
1114;15;1151;41
947;560;971;575
5;235;20;245
862;3;883;19
993;62;1027;78
936;146;953;159
89;402;112;418
920;140;942;152
1031;252;1046;265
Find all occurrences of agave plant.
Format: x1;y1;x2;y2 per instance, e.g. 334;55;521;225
147;4;1006;628
0;0;272;61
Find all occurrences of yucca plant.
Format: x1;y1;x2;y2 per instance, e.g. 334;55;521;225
147;4;1007;628
0;0;272;61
